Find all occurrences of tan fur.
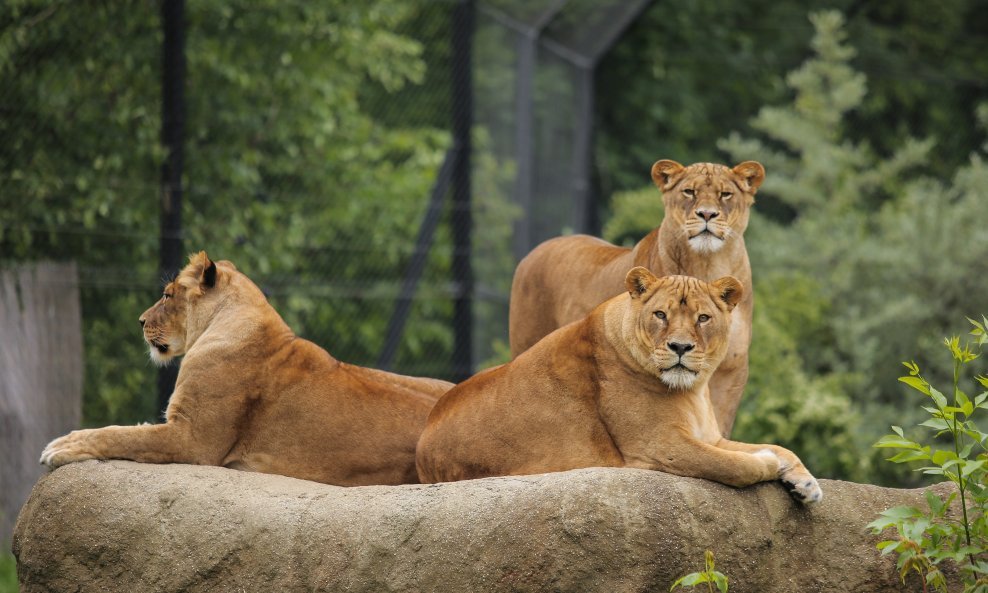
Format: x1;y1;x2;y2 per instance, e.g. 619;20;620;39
41;252;453;486
508;160;764;437
420;269;821;504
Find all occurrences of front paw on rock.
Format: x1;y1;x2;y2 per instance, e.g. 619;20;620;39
781;475;823;505
40;440;94;469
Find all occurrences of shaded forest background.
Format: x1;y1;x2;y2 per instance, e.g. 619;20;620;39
2;0;988;495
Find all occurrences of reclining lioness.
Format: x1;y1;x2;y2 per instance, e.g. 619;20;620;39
418;268;821;504
42;251;453;486
509;160;764;437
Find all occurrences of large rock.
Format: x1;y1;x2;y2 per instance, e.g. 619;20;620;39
14;460;943;592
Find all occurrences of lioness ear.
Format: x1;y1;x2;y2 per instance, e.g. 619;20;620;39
651;159;685;191
188;251;217;289
711;276;744;310
202;259;217;288
732;161;765;192
625;266;659;299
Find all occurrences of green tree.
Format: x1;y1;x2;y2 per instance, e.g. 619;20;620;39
0;0;470;425
718;10;988;484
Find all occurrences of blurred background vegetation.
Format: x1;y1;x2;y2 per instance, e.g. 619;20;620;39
2;3;988;569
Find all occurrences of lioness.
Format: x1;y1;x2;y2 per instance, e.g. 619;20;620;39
41;252;453;486
419;268;821;504
509;160;763;437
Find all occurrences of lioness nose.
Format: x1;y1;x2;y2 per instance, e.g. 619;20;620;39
668;342;694;356
139;317;146;327
696;209;719;221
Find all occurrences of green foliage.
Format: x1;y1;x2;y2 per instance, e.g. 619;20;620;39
601;186;665;248
670;550;729;593
598;0;988;201
0;1;522;425
596;0;810;197
733;269;869;481
718;9;988;485
869;318;988;593
0;552;15;593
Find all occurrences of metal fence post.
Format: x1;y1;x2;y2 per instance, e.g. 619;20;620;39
451;0;474;382
158;0;185;416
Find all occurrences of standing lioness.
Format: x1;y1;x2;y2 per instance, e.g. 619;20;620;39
509;160;764;437
42;251;453;486
419;268;821;504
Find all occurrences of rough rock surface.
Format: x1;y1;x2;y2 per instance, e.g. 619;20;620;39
14;460;945;592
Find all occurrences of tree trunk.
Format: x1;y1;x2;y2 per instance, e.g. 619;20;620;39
0;263;82;546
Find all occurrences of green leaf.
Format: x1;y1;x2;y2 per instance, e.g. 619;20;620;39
892;425;905;437
961;459;985;477
670;573;707;590
918;418;950;432
924;491;946;515
900;376;931;395
929;386;948;409
878;506;924;521
875;434;922;449
888;449;931;463
712;572;729;593
903;361;921;376
931;449;958;465
957;390;974;416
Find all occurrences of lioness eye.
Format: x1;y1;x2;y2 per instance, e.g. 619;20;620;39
682;189;696;198
697;314;710;323
163;293;172;300
720;191;732;200
654;311;666;320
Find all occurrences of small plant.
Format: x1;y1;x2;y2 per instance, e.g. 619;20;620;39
868;316;988;593
670;550;728;593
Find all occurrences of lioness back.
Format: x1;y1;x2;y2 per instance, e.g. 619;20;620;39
508;234;634;357
416;320;624;483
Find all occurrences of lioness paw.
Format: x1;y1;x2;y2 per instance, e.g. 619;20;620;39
40;432;98;469
780;472;823;505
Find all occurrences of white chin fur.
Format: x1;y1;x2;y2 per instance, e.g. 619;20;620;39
148;345;178;367
660;367;698;390
688;233;724;254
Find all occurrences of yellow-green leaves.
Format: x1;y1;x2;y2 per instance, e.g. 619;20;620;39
670;551;728;593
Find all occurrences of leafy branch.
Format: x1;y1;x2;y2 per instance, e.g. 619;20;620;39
869;316;988;593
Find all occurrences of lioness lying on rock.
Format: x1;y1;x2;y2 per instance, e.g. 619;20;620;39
42;252;453;486
418;268;822;504
509;160;764;437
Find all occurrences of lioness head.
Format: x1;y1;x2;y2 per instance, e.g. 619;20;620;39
651;160;764;254
622;268;743;390
139;251;223;366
